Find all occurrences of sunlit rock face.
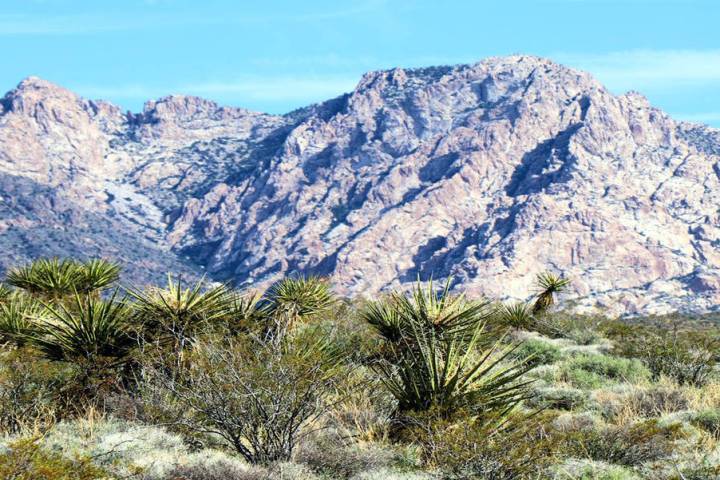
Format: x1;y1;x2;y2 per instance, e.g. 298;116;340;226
1;56;719;315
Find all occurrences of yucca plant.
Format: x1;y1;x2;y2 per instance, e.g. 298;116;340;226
361;296;403;342
0;293;46;347
532;272;570;314
129;276;231;353
261;276;335;342
73;259;121;296
366;280;535;419
30;291;134;366
501;302;533;330
5;258;120;300
224;290;266;335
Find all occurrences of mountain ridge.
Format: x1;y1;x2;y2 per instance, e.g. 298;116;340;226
1;55;719;316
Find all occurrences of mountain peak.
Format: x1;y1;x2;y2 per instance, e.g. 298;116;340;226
0;56;718;316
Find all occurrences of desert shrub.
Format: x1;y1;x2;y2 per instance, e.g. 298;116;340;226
0;437;107;480
141;331;343;464
609;325;719;386
555;418;687;466
690;409;720;438
145;450;267;480
404;410;557;479
533;311;606;345
363;280;534;420
351;469;436;480
296;433;400;479
511;338;563;366
551;459;642;479
0;347;78;434
528;386;587;410
628;386;689;418
560;354;650;389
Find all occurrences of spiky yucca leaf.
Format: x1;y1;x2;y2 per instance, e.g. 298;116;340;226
367;279;534;417
361;297;403;342
74;259;121;294
533;272;570;314
129;276;231;344
31;291;134;364
0;293;46;346
501;302;533;329
262;276;335;340
5;258;120;299
0;283;12;302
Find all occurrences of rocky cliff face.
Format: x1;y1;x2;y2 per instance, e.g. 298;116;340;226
1;56;719;315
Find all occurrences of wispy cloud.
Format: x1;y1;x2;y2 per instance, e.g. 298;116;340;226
555;49;720;91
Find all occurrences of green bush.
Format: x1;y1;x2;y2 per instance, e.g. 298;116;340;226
560;354;650;389
690;409;720;439
0;348;78;434
527;387;587;410
608;325;719;386
555;419;686;466
405;410;557;479
0;437;107;480
511;338;563;367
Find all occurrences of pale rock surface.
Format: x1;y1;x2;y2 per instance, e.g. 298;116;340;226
0;56;719;315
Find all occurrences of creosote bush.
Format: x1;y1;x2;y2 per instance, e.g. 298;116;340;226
142;331;344;464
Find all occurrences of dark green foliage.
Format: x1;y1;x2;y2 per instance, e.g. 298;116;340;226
691;409;720;439
500;302;534;329
261;276;335;340
130;276;231;352
31;291;134;366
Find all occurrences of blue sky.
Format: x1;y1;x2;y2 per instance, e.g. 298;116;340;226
2;0;719;126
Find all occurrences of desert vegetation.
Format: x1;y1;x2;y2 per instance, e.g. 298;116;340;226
1;258;720;479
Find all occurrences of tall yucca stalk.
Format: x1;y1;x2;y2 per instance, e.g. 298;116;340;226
366;280;534;418
533;272;570;314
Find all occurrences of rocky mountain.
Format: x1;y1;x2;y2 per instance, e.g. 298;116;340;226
1;56;719;316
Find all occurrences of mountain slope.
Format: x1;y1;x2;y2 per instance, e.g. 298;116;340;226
1;56;719;315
